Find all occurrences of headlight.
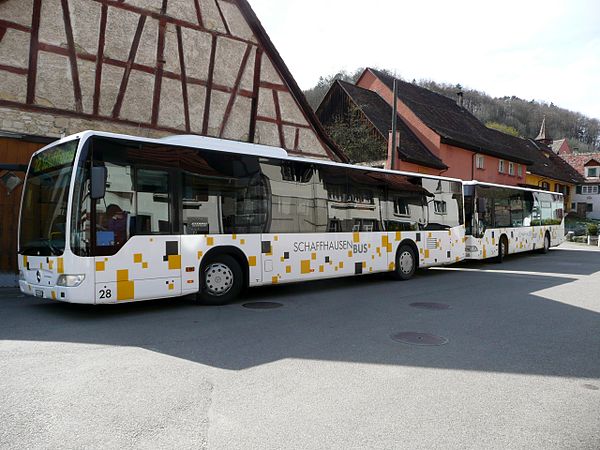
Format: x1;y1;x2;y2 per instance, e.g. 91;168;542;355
57;274;85;287
18;270;25;281
465;245;479;252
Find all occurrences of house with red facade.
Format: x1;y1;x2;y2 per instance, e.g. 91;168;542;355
319;68;531;185
317;68;583;202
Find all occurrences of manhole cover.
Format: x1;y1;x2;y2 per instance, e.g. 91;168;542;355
391;332;448;346
242;302;283;310
583;384;599;391
410;302;451;310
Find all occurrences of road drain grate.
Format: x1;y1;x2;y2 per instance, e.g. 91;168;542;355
391;332;449;346
242;302;283;310
410;302;451;310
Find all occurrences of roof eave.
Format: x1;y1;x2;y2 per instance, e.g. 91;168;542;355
236;1;349;163
440;136;533;165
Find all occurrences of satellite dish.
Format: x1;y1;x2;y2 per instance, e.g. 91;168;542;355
0;171;23;194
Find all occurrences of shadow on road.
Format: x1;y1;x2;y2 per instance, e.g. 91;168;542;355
2;248;600;378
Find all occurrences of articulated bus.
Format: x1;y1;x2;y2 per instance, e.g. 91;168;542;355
18;130;466;304
17;131;561;305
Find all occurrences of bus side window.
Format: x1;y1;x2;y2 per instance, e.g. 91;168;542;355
94;160;136;256
261;160;317;234
135;169;171;235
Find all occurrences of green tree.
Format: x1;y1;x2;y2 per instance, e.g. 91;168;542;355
485;121;521;137
325;106;387;163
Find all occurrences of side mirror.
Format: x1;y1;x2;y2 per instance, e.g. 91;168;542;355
91;166;107;200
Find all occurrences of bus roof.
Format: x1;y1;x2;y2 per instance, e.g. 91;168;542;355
38;130;465;184
463;180;564;196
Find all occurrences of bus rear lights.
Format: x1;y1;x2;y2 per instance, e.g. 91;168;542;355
465;245;479;252
409;302;451;310
391;332;449;346
57;274;85;287
242;302;283;310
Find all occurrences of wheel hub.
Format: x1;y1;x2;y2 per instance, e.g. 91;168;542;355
399;251;414;274
204;263;234;296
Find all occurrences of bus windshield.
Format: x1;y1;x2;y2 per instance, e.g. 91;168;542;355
19;140;79;256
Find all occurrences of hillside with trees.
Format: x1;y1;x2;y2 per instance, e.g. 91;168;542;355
304;68;600;153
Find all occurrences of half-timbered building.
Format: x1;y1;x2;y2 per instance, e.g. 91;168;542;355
0;0;346;283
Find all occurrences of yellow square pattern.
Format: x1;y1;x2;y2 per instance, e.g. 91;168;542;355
168;255;182;270
117;281;134;301
117;269;129;282
301;260;311;274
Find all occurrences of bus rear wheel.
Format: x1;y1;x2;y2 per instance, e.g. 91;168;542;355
197;254;243;305
539;233;551;254
496;236;508;263
392;244;417;281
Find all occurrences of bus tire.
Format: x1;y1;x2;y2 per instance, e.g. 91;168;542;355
197;254;243;305
392;244;417;281
496;236;508;263
539;232;551;254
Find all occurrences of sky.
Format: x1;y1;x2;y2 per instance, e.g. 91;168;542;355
248;0;600;120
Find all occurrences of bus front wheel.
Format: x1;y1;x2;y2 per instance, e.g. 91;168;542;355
392;244;417;281
197;254;243;305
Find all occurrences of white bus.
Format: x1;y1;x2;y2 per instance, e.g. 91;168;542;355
18;130;466;304
463;181;564;261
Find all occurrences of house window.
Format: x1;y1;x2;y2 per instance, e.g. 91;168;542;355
587;203;594;213
508;162;515;176
540;181;550;190
434;200;447;215
586;167;599;178
476;154;485;169
394;197;410;216
582;185;599;195
498;160;505;173
571;203;576;210
517;164;522;177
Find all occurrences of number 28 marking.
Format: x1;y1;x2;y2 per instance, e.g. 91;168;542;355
99;289;112;299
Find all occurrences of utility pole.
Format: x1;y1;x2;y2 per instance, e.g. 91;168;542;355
391;79;398;170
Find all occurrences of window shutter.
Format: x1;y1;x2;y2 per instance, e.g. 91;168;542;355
576;185;582;194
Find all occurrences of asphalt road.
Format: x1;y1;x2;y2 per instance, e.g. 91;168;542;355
1;243;600;449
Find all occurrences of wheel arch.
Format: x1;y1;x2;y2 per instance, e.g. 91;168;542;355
201;246;250;289
396;238;420;270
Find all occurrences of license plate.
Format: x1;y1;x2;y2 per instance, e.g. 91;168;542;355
35;289;44;298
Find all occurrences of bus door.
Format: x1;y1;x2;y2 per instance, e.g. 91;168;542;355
94;165;182;303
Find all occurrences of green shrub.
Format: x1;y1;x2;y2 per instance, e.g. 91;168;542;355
587;223;598;236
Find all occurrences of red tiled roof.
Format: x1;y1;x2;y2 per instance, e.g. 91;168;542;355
560;153;600;183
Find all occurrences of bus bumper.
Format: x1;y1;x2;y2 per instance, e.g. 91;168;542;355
19;280;94;304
